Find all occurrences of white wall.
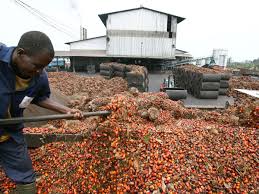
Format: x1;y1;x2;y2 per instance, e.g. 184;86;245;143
107;36;174;58
107;9;168;32
106;9;177;58
69;37;106;50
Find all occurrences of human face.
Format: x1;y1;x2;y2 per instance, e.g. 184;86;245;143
15;48;53;78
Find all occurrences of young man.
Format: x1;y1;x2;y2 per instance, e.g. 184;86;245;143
0;31;82;193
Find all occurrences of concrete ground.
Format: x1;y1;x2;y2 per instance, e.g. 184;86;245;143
148;73;170;92
183;94;234;109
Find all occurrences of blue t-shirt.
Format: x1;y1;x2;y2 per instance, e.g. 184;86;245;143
0;45;51;143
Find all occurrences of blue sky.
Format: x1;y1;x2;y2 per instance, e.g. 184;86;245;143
1;0;259;62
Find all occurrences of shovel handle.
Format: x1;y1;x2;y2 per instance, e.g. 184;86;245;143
0;111;111;125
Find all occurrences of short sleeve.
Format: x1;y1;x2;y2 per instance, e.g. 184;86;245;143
32;71;51;104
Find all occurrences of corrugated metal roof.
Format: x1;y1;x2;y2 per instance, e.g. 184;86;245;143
99;7;185;27
65;35;106;44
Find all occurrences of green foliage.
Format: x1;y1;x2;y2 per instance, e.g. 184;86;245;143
228;58;259;70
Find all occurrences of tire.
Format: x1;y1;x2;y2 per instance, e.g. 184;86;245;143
100;70;112;77
112;63;126;72
220;80;229;88
102;76;110;79
220;73;232;80
100;63;112;71
128;80;145;87
126;72;145;84
114;71;125;78
165;88;187;100
199;73;221;82
200;82;220;91
219;88;228;95
198;91;219;99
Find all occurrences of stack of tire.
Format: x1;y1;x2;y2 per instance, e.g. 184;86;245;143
193;73;221;99
125;65;149;92
219;73;231;95
99;63;114;79
173;66;223;99
99;62;149;92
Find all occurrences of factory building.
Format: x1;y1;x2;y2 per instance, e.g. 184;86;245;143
55;7;192;72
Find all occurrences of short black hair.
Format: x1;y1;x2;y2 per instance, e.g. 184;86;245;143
18;31;54;57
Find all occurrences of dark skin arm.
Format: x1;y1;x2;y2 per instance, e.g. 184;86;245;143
37;98;83;119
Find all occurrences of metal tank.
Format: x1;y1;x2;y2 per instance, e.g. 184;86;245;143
212;49;228;68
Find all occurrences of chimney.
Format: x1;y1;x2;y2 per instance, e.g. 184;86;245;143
80;26;87;40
